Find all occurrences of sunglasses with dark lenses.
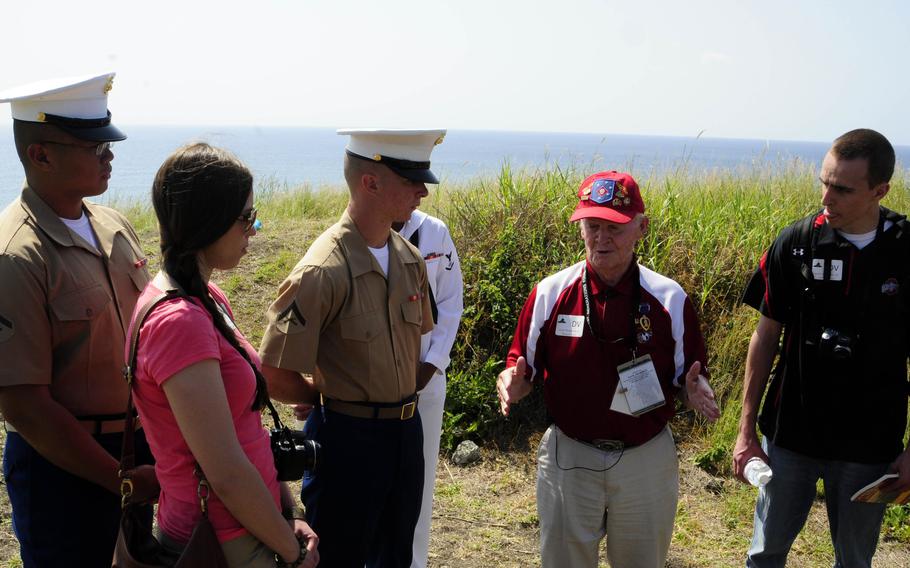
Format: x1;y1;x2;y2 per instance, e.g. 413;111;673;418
41;140;114;157
237;207;258;232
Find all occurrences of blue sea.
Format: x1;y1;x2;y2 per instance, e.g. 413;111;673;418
2;126;908;209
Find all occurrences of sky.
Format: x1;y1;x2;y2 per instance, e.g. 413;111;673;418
1;0;908;144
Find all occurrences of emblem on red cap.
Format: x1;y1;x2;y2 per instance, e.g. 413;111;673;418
590;179;616;204
569;171;645;224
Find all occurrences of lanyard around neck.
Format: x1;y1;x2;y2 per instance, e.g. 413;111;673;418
581;265;651;358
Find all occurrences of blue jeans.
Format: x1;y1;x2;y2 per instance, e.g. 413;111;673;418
302;405;424;568
746;438;889;568
3;430;154;568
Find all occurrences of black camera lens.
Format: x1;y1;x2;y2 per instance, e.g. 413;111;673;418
832;344;852;359
271;427;322;481
819;327;854;361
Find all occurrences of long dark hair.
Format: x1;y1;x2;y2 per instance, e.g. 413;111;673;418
151;142;268;410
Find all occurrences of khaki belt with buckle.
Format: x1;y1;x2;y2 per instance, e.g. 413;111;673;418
321;395;418;420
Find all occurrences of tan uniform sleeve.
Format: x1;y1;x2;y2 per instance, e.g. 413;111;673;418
0;254;52;386
259;264;340;374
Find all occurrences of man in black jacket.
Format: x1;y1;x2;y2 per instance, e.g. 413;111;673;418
733;128;910;568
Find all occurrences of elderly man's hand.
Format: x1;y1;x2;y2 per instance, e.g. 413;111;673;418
496;356;532;416
684;362;720;422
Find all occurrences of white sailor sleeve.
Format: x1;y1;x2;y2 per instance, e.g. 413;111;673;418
422;226;464;374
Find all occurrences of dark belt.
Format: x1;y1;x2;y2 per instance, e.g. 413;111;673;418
5;411;140;436
572;435;640;452
77;411;141;435
321;394;419;420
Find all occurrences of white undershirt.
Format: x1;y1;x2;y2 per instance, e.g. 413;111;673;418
838;220;892;250
369;244;390;276
60;212;100;251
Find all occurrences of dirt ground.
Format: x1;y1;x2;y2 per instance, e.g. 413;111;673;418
424;432;910;568
0;427;908;567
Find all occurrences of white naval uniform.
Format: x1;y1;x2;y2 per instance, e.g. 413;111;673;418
398;209;464;568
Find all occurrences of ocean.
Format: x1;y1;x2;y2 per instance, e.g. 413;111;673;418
2;127;908;209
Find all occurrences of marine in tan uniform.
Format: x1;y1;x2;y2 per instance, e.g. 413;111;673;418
260;129;444;568
0;73;157;567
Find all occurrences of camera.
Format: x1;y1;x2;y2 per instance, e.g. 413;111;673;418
271;427;321;481
819;328;855;361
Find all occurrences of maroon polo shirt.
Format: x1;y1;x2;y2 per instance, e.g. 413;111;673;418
507;259;707;445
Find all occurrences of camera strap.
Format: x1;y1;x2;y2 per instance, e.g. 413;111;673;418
265;397;289;433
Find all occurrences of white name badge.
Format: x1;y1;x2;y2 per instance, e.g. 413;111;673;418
615;355;666;416
554;314;584;337
830;259;843;281
812;258;825;280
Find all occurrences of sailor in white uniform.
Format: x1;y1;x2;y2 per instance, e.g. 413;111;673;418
394;209;463;568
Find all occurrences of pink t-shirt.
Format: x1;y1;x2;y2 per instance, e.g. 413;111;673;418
128;282;280;544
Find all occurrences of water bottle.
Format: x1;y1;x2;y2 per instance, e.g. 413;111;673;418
744;457;773;487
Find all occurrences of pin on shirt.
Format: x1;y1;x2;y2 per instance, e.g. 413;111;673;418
636;315;652;331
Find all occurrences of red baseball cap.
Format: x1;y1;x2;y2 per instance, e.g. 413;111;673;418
569;171;645;224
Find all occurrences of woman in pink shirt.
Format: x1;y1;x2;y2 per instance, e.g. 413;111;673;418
129;143;318;567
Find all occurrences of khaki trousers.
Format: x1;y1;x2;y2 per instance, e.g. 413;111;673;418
537;424;679;568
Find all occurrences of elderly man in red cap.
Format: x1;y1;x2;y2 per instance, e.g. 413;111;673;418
497;171;720;568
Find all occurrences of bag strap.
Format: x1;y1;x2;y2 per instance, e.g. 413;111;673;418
118;288;183;507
